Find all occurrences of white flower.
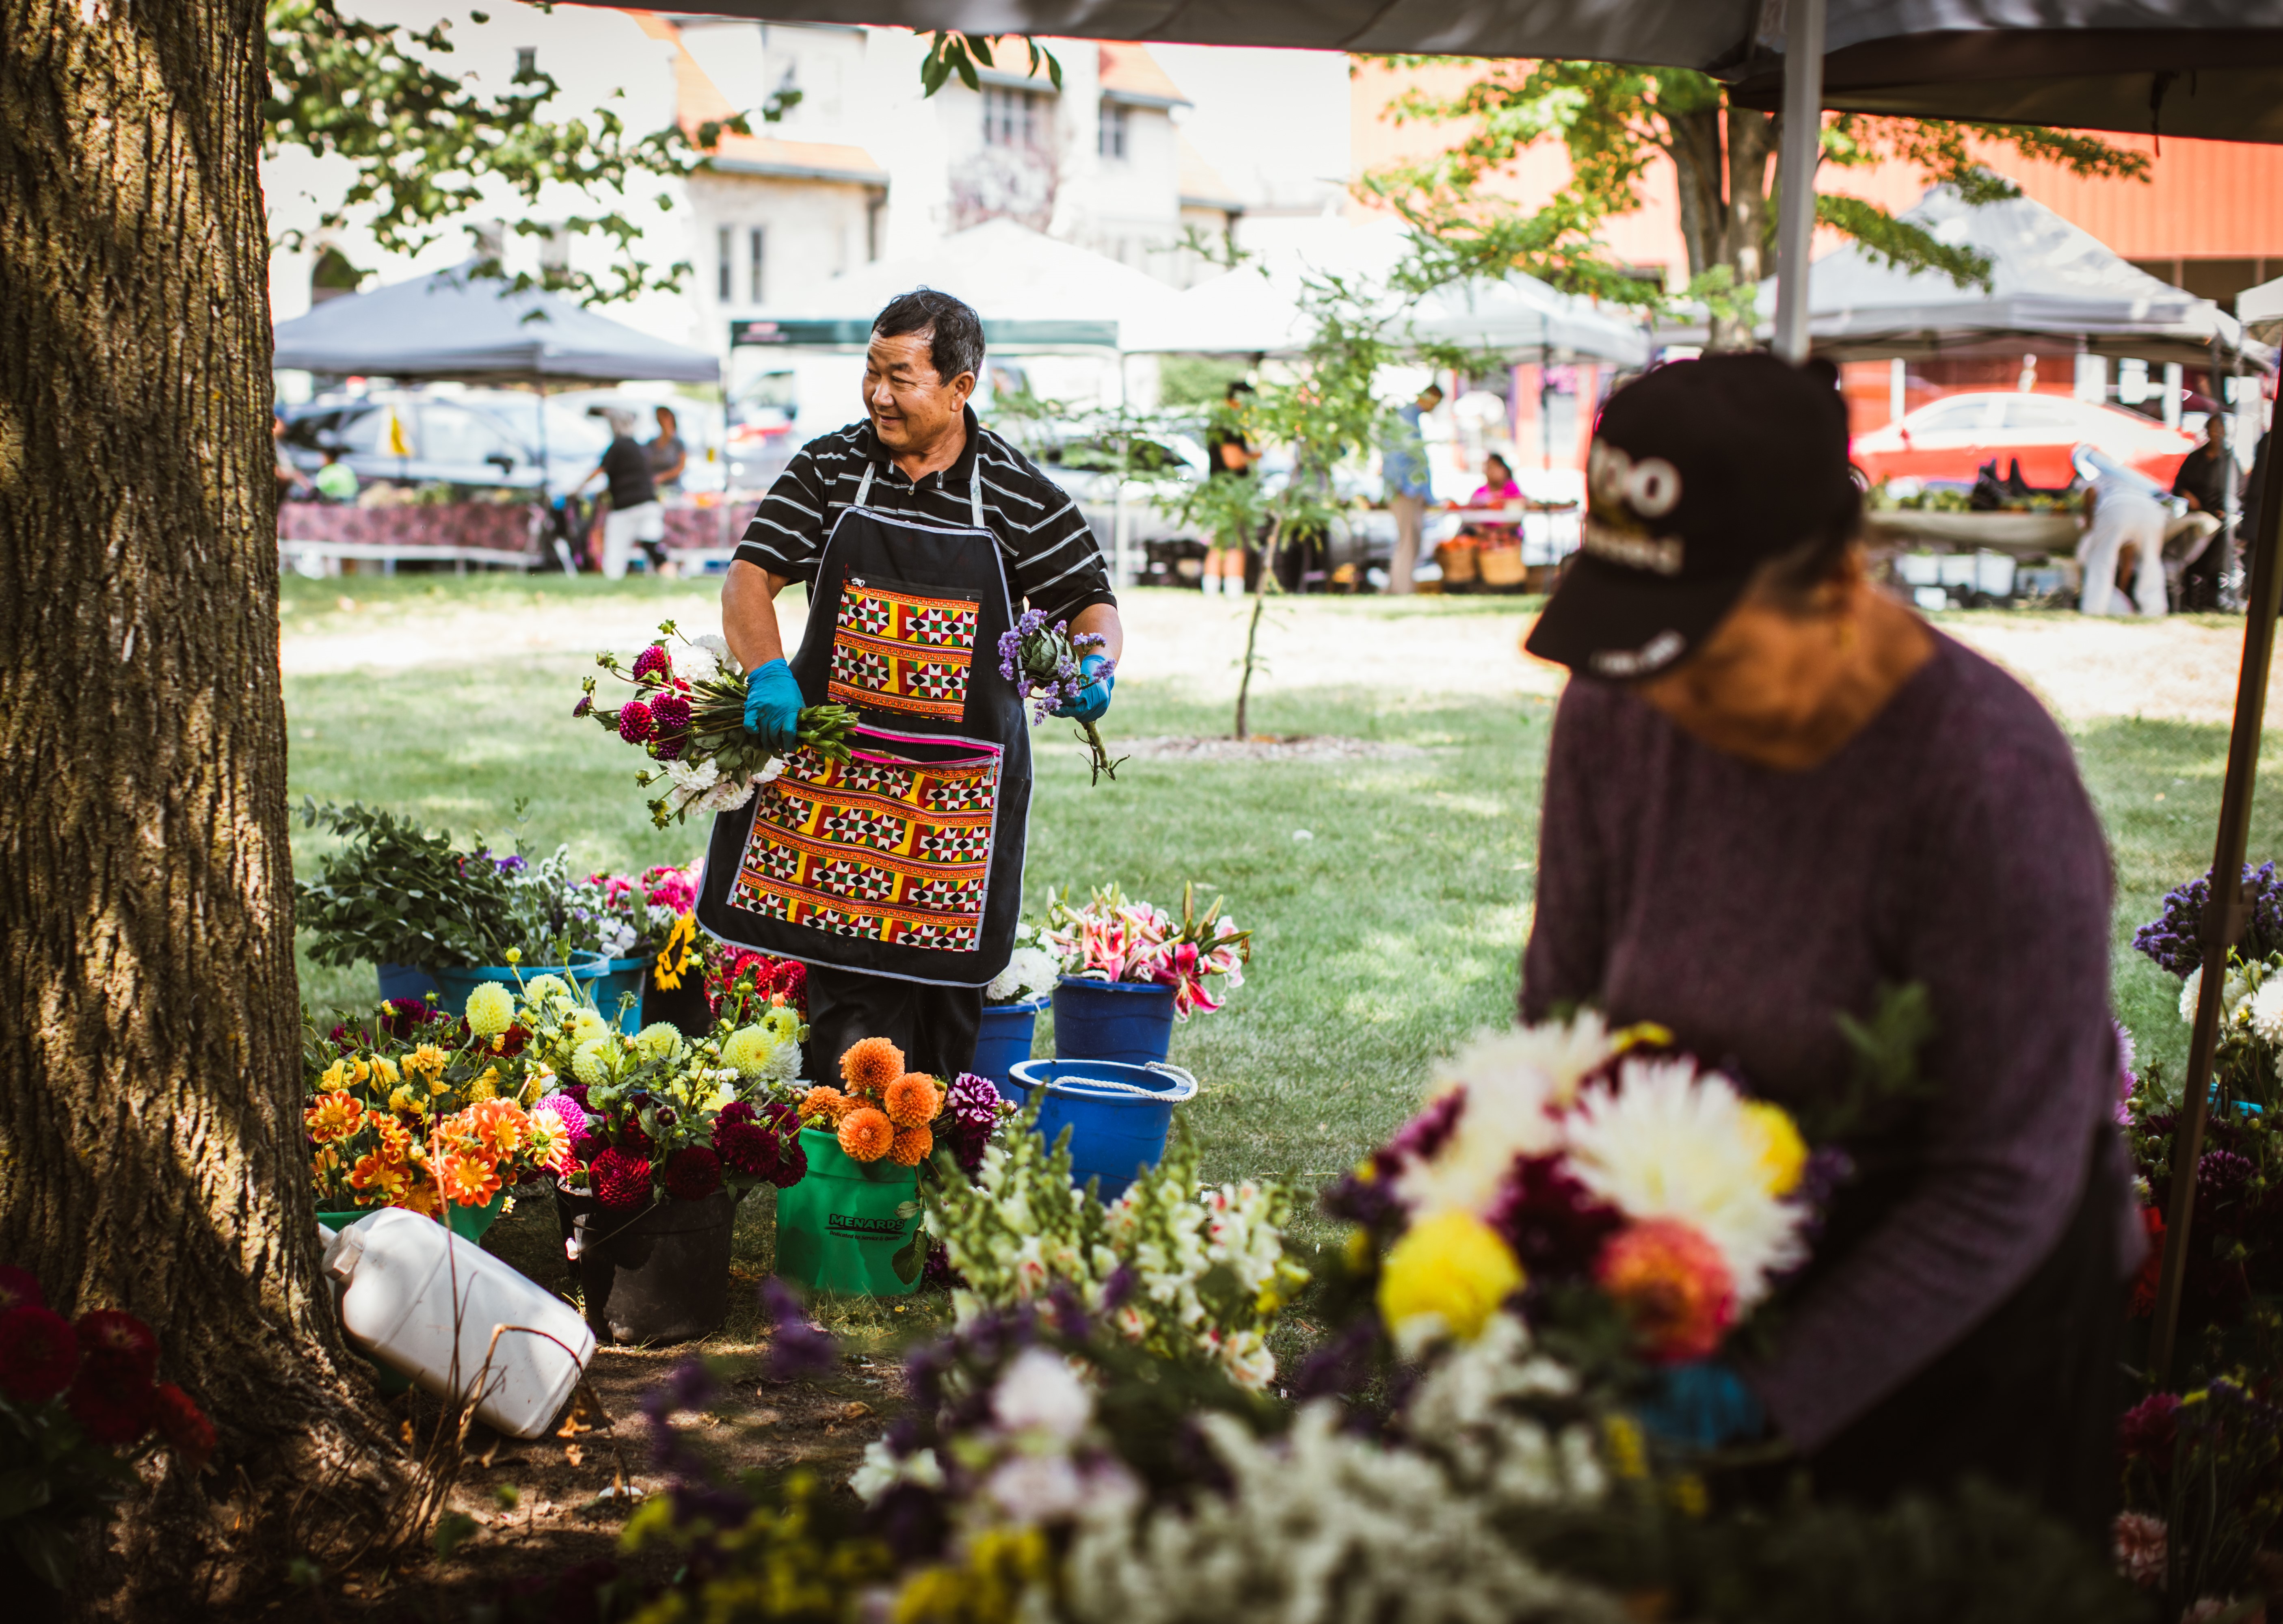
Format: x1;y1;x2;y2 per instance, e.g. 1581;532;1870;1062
992;1347;1096;1442
2251;979;2283;1048
986;1454;1087;1524
987;945;1059;1003
1561;1055;1810;1308
850;1440;944;1504
1394;1018;1614;1220
676;634;729;683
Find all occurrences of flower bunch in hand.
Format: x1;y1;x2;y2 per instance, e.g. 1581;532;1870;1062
998;610;1123;784
577;620;858;826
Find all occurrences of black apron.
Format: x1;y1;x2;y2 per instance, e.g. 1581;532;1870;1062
696;464;1029;987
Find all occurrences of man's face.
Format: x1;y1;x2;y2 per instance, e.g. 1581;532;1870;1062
864;330;973;454
1418;389;1442;411
2208;416;2229;449
1633;568;1863;757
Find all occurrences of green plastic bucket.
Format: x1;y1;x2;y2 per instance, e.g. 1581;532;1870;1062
773;1129;922;1297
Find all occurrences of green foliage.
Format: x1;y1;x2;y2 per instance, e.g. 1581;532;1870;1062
0;1395;142;1590
294;797;525;969
1362;55;2149;317
1157;355;1253;410
919;31;1062;98
263;0;793;304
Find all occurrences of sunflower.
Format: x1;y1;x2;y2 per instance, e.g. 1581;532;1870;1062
882;1073;941;1129
839;1037;906;1096
837;1106;895;1162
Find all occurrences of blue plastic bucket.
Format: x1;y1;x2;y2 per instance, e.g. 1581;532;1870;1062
375;962;439;1006
428;958;644;1033
971;995;1047;1087
1052;977;1177;1066
1004;1058;1199;1201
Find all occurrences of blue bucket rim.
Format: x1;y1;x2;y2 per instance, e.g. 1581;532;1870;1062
1008;1058;1197;1103
1055;975;1174;997
983;992;1050;1014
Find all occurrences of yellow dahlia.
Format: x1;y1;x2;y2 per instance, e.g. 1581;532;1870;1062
1376;1209;1524;1351
465;982;515;1039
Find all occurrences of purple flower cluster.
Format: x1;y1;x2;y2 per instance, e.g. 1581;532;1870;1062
943;1071;1009;1173
2133;862;2283;977
997;610;1112;723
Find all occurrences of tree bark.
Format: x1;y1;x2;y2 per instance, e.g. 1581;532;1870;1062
0;1;410;1613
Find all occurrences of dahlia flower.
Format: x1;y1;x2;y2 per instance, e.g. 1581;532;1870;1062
438;1153;504;1207
305;1091;363;1144
664;1145;724;1201
465;982;515;1039
0;1306;79;1404
884;1073;941;1128
1393;1018;1615;1222
713;1118;780;1179
889;1124;934;1166
841;1037;905;1094
838;1106;895;1162
631;643;673;682
591;1147;654;1209
1376;1209;1525;1354
1594;1218;1736;1363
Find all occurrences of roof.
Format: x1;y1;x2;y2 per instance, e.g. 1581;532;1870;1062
632;10;887;186
1097;41;1190;109
1177;136;1245;214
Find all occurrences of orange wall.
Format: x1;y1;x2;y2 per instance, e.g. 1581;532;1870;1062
1349;58;2283;281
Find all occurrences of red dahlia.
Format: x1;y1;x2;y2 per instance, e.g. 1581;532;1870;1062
617;701;656;744
664;1146;723;1201
67;1373;155;1445
715;1101;757;1127
621;1123;655;1158
713;1120;778;1179
0;1305;78;1404
631;644;673;682
770;1135;808;1189
770;960;808;1012
76;1308;160;1387
590;1147;654;1209
152;1382;217;1474
0;1265;42;1313
649;693;692;732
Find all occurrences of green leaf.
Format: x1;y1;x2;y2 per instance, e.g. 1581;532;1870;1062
890;1224;926;1285
0;1467;52;1520
9;1517;75;1590
432;1509;478;1560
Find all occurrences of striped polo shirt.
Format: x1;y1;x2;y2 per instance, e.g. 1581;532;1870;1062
734;407;1116;626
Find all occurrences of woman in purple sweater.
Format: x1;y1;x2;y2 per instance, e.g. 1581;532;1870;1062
1521;354;2136;1536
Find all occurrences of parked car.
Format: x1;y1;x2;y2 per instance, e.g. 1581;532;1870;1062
280;389;609;496
1851;391;2197;489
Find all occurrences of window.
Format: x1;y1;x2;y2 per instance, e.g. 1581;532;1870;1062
982;86;1042;149
1997;396;2079;432
1907;397;1995;435
718;226;733;301
418;403;521;469
1099;101;1129;160
515;47;537;80
748;227;765;305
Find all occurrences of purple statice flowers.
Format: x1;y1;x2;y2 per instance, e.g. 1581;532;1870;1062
2134;862;2283;977
997;609;1112;724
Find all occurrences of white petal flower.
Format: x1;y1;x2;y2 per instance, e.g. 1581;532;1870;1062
992;1346;1095;1442
986;1454;1087;1524
2181;966;2203;1025
1395;1017;1617;1221
2251;979;2283;1048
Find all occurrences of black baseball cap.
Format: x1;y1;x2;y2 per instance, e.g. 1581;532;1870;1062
1524;354;1858;680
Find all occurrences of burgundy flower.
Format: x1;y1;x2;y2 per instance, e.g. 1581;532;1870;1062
572;693;594;718
0;1266;43;1313
0;1306;79;1404
1375;1090;1467;1179
591;1148;654;1209
2199;1150;2255;1201
153;1384;216;1473
2119;1392;2182;1464
631;644;674;683
569;1132;607;1168
651;734;685;761
716;1101;757;1127
622;1123;655;1158
770;1134;809;1189
66;1373;155;1446
560;1083;592;1111
664;1146;723;1202
714;1119;779;1179
1490;1156;1624;1282
649;693;692;733
770;960;808;1012
76;1309;159;1388
617;701;656;744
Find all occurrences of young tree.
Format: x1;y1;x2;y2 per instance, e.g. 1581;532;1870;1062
1363;60;2150;350
1;0;417;1608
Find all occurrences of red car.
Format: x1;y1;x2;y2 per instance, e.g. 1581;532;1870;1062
1851;391;2197;488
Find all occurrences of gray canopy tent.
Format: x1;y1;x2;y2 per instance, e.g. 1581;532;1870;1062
616;0;2283;1380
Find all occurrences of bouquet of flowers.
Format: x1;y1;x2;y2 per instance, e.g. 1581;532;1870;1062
1335;1013;1825;1365
0;1272;216;1590
796;1036;961;1170
984;919;1059;1006
707;946;809;1017
998;609;1122;783
1044;882;1251;1019
577;620;858;827
302;988;559;1217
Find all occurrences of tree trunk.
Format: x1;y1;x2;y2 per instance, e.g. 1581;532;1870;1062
1706;102;1780;352
0;1;411;1612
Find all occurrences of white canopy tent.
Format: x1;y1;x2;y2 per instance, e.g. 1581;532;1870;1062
2241;274;2283;348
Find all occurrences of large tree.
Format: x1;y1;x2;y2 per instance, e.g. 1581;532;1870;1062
1364;60;2150;350
0;0;417;1611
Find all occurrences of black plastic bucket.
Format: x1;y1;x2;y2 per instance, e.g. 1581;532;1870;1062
575;1188;735;1345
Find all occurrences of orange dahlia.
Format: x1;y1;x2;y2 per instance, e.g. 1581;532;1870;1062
888;1124;933;1167
1593;1218;1735;1365
304;1090;363;1144
837;1106;895;1162
801;1085;851;1124
468;1098;528;1158
882;1073;941;1129
437;1153;504;1207
347;1151;410;1199
839;1036;906;1095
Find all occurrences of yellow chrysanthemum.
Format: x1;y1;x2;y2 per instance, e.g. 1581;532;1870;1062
465;982;515;1039
721;1025;778;1079
370;1056;400;1087
321;1059;350;1090
403;1043;448;1082
388;1085;426;1118
1376;1209;1524;1350
760;1005;804;1046
468;1065;500;1101
569;1009;609;1046
1737;1101;1809;1198
635;1022;683;1060
522;973;571;1009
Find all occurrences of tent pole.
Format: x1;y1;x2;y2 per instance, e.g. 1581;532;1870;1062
2149;398;2283;1388
1771;0;1828;363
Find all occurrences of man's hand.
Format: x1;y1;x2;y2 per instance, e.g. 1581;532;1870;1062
1052;653;1114;724
743;659;804;753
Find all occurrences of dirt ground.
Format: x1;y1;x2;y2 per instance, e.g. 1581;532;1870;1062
280;584;2272;727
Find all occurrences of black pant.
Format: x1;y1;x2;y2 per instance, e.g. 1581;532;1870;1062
2181;528;2229;611
1808;1148;2126;1542
805;965;983;1084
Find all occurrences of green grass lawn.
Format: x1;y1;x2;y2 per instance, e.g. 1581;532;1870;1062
282;577;2283;1304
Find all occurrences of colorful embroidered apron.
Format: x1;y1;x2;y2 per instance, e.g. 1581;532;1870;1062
697;465;1028;986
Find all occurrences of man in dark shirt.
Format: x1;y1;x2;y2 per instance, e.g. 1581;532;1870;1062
2172;415;2237;610
578;408;661;578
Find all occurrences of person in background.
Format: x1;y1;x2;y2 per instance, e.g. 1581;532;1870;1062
1465;451;1524;545
313;439;359;504
1202;380;1255;597
2171;414;2237;611
577;407;661;580
648;404;688;493
273;412;312;499
1382;382;1443;595
1523;352;2130;1540
2078;469;2168;616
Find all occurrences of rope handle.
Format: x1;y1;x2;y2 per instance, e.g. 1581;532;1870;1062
1025;1061;1198;1101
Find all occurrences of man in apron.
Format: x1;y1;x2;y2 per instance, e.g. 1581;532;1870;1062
703;290;1124;1081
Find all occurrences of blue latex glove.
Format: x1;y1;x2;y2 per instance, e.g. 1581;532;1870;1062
1051;653;1114;724
1634;1360;1768;1451
742;658;804;753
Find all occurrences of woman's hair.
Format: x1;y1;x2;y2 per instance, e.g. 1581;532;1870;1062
1751;480;1866;613
655;404;678;428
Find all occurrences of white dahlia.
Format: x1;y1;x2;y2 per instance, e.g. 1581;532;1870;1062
1560;1054;1810;1308
1394;1017;1615;1220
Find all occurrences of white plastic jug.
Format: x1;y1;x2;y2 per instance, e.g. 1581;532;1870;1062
324;1209;595;1439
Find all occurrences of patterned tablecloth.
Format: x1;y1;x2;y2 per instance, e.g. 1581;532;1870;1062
279;500;748;554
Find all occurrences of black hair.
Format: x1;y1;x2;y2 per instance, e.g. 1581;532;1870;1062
872;288;985;387
1483;451;1512;479
655;404;678;426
